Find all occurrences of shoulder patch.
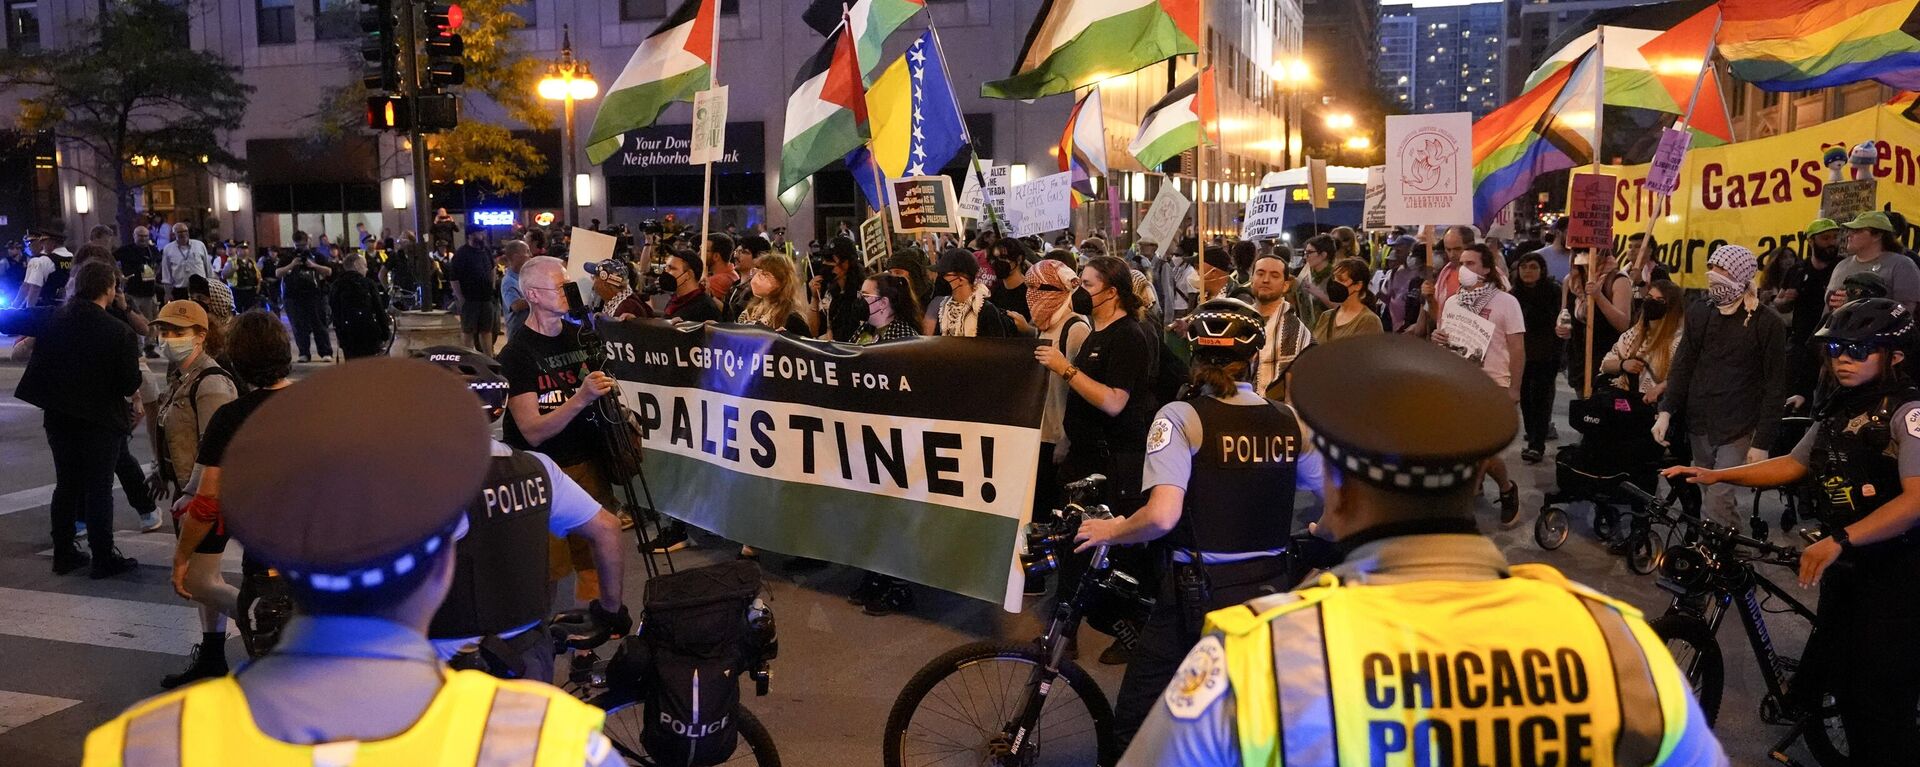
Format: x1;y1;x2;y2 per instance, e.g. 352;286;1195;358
1146;417;1175;454
1904;406;1920;440
1164;635;1229;720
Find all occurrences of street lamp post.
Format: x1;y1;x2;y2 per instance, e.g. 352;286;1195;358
539;26;598;229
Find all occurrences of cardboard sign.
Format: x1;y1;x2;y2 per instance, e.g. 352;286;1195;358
1820;178;1878;222
1363;165;1387;230
984;164;1013;223
1566;173;1617;249
1308;158;1329;210
859;212;888;262
889;175;961;234
958;159;994;220
568;227;618;301
1138;182;1191;247
1646;128;1690;195
1385;112;1473;225
1005;171;1074;237
1487;200;1517;241
1240;187;1286;240
689;86;730;165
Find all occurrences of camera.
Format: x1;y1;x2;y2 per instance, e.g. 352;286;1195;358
639;262;675;296
640;219;664;235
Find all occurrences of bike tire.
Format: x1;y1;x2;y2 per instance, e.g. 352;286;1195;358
883;639;1116;767
1535;507;1570;550
588;691;782;767
1650;613;1723;726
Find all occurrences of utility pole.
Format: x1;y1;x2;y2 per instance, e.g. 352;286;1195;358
400;0;433;297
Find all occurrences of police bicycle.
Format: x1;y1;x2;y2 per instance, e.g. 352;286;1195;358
1609;482;1853;766
881;475;1148;767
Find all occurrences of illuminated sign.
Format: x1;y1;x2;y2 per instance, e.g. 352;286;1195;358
1290;188;1338;203
533;211;556;227
471;209;515;227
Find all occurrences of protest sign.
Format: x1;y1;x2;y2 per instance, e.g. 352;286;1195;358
1241;187;1285;240
1437;309;1497;367
1487;201;1517;241
1646;128;1690;195
1363;165;1387;230
1385;112;1473;225
1005;171;1074;237
958;160;994;220
889;175;961;234
568;227;617;299
1820;179;1878;222
1138;182;1191;247
1308;158;1329;210
598;321;1046;611
689;86;729;165
860;212;889;262
984;164;1012;223
1566;173;1617;249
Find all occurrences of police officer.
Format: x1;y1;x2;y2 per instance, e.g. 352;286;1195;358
1666;297;1920;763
1074;298;1325;753
420;346;631;684
1123;333;1726;766
84;359;619;766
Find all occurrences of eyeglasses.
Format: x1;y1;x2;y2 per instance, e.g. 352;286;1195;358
1824;340;1886;361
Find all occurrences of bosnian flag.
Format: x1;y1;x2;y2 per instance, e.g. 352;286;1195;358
779;22;871;210
1127;68;1216;171
585;0;718;164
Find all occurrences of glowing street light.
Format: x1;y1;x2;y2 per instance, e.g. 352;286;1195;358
1326;113;1355;130
538;25;598;227
1344;135;1372;151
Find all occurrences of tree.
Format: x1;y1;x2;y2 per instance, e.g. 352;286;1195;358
313;0;551;196
0;0;252;241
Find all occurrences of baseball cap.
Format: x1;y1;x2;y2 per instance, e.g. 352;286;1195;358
1842;211;1896;233
1805;218;1841;236
152;300;209;330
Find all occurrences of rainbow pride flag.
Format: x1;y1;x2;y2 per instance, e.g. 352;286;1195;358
1472;53;1596;226
1718;0;1920;91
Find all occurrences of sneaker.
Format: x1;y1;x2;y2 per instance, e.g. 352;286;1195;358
863;582;916;616
138;510;164;533
160;643;229;689
52;549;90;575
1098;640;1133;666
848;574;886;606
73;520;86;537
1520;446;1544;464
1498;482;1522;528
91;552;139;579
616;510;635;531
298;356;313;364
1546;424;1561;441
648;522;689;553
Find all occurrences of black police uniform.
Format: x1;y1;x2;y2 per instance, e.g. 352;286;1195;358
39;250;73;306
1109;386;1311;751
1798;379;1920;762
429;449;556;676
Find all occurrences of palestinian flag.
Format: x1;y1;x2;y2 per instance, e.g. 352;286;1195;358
1127;68;1215;171
780;23;870;210
585;0;718;164
802;0;927;80
982;0;1198;100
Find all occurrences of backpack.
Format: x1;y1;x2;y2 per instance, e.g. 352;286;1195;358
610;560;764;766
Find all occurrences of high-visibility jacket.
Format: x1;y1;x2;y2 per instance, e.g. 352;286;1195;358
1203;562;1693;767
83;669;606;767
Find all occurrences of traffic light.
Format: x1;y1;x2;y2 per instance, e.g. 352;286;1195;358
423;3;465;87
359;0;399;93
415;92;459;133
366;95;411;131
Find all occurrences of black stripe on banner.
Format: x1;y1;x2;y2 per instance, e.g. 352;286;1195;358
597;320;1050;429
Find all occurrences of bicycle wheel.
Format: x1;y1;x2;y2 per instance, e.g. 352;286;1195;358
590;692;782;766
1650;613;1724;726
1534;507;1570;550
884;639;1115;767
1626;530;1661;575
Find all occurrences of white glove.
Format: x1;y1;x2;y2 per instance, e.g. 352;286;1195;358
1746;447;1768;465
1652;412;1671;447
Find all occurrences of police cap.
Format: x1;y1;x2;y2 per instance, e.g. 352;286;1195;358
1291;335;1517;492
222;358;491;604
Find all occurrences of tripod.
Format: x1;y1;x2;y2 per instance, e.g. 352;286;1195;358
568;309;674;581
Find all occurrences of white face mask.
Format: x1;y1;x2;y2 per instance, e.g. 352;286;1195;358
161;337;198;363
1458;266;1485;289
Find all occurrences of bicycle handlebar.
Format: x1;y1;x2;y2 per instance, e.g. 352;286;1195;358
1614;481;1800;562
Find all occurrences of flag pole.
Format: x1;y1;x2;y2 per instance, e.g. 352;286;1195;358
1582;25;1605;399
698;0;721;281
1631;8;1722;288
926;23;1003;237
1193;0;1209;254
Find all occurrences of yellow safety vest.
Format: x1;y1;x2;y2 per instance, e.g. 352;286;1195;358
1205;563;1692;767
82;669;606;767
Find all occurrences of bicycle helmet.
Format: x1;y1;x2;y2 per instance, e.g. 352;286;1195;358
417;345;509;420
1814;297;1913;346
1186;297;1266;363
1841;271;1890;302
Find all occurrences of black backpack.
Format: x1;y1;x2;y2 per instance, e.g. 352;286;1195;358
611;560;764;766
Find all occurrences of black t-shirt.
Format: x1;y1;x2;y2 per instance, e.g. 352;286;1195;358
1064;314;1155;451
449;245;494;300
115;244;160;297
1788;257;1837;342
666;290;723;322
197;387;282;467
499;322;602;466
278;251;329;299
990;281;1029;323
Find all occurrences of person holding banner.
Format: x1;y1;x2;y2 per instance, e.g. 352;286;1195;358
1561;248;1634;393
735;253;816;337
811;237;866;342
661;248;723;323
927;249;1015;338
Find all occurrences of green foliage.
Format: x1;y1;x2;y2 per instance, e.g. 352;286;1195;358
0;0;253;232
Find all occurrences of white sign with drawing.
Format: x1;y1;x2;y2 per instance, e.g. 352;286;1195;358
1138;182;1191;248
1385;112;1473;225
958;160;994;220
689;86;729;165
1437;308;1497;367
1005;171;1074;237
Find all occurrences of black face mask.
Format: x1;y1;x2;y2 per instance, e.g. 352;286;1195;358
1325;281;1351;305
1641;300;1668;322
933;278;953;298
1071;287;1095;316
991;259;1015;280
851;294;870;323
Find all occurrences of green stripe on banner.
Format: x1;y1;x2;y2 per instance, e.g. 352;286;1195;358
634;449;1021;605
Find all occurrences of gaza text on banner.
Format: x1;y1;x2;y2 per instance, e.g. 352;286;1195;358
597;321;1047;612
1583;103;1920;288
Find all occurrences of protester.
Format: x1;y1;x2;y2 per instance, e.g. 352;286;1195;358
1143;239;1195;321
1294;234;1336;327
114;226;163;356
275;232;334;362
704;232;739;303
1829;211;1920;311
661;247;722;322
852;272;921;344
726;234;773;318
1510;251;1563;462
1023;260;1090;525
430;206;461;251
1656;245;1788;529
885;247;936;311
185;275;235;338
736;253;815;336
1601;278;1685;404
589;258;650;321
1312;257;1383;341
926;248;1015;337
449;229;498;354
813;236;866;342
1036;255;1156;514
987;237;1034;330
329;253;391;359
499;239;533;333
1561;246;1633;392
1785;219;1844;403
1431;243;1525;524
1248;255;1312;400
1535;217;1572;280
1195;246;1253;304
1228;240;1257;293
159;223;211;301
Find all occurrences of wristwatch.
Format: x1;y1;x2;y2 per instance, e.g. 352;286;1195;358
1830;526;1853;550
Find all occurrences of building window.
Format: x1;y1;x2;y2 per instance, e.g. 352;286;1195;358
622;0;735;19
258;0;296;45
314;0;356;40
5;0;38;51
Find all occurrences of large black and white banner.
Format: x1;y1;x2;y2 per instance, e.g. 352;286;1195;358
598;321;1047;611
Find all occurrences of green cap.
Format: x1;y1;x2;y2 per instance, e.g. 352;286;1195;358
1843;211;1895;233
1805;218;1841;236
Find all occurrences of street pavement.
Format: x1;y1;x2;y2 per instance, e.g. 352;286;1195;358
0;345;1819;766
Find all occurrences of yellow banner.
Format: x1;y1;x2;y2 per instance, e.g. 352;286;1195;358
1582;104;1920;288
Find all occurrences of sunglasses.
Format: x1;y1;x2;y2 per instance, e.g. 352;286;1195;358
1824;340;1887;361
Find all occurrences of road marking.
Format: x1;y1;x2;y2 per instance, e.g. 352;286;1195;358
0;401;37;409
0;465;153;517
0;587;219;656
0;689;81;734
36;530;243;575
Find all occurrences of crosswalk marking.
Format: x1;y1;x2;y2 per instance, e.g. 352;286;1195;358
0;587;231;656
0;690;81;734
35;530;244;575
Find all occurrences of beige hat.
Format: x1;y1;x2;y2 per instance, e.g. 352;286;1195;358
151;300;209;330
